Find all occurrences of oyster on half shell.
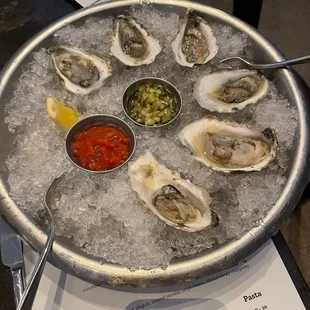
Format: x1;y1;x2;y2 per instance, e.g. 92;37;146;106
178;117;277;173
49;46;112;95
171;12;218;67
194;69;268;112
110;16;162;66
128;151;217;232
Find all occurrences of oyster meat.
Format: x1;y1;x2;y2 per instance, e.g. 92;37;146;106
171;12;218;67
178;117;277;172
194;69;268;112
128;151;217;232
110;16;162;66
49;46;111;95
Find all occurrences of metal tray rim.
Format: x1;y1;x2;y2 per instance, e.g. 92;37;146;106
1;0;310;287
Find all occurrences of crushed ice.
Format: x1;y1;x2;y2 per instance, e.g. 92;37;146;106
4;6;297;269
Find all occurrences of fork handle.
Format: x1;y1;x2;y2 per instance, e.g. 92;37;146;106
17;229;54;310
11;268;24;307
253;55;310;69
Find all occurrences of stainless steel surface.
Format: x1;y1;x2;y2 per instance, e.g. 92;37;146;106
17;175;57;310
123;77;183;128
0;0;310;287
219;55;310;70
65;114;136;173
0;216;24;306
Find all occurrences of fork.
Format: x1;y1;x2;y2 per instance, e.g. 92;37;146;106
219;54;310;70
16;174;66;310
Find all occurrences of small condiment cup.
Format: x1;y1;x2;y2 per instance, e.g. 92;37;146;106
65;114;136;174
122;77;182;128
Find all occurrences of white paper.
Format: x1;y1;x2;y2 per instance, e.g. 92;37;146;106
24;240;305;310
75;0;101;7
75;0;122;7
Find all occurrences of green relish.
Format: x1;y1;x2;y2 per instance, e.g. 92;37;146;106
129;84;175;126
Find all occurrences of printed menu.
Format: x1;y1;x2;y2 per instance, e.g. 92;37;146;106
24;240;305;309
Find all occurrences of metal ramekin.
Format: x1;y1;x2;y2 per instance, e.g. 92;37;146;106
123;77;182;128
65;114;136;173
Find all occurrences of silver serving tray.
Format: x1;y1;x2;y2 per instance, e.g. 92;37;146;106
1;0;310;287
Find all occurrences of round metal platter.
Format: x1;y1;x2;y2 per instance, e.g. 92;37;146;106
0;0;310;287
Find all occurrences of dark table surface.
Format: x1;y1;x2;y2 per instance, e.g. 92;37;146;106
0;1;309;309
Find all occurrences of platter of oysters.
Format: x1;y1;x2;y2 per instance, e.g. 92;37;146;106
1;1;308;286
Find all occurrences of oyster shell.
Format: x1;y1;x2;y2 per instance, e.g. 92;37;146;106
178;117;277;173
194;69;268;112
49;46;111;95
128;151;217;232
171;12;218;67
110;16;162;66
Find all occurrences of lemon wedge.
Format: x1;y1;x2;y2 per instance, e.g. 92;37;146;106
46;97;79;131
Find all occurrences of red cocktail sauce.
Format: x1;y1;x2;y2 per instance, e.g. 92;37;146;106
72;126;130;171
